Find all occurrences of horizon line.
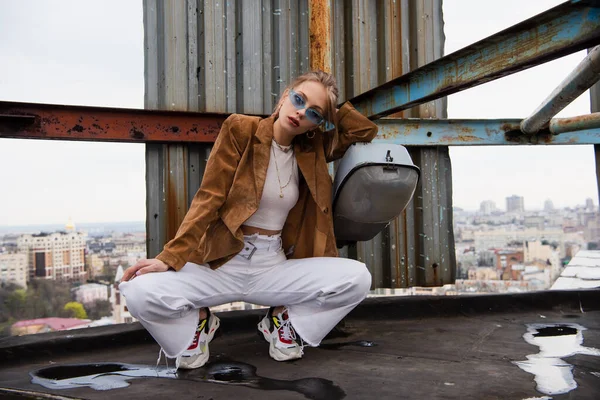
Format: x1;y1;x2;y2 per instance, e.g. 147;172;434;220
0;220;145;229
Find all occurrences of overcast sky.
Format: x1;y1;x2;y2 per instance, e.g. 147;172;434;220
0;0;597;226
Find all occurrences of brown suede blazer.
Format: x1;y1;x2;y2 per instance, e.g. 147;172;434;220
156;102;378;271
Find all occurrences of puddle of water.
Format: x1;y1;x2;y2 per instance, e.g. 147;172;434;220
533;326;577;338
513;323;600;396
319;340;377;350
31;359;345;400
30;363;176;391
196;359;346;399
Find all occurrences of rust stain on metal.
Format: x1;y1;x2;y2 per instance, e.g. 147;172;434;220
69;124;85;133
439;135;481;143
451;124;476;135
500;122;521;133
379;130;410;141
166;177;186;241
309;0;331;73
550;113;600;134
0;101;228;143
352;3;600;119
557;117;577;125
165;149;189;241
130;128;145;140
447;21;575;89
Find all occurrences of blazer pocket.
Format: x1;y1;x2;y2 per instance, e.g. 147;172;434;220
313;228;328;257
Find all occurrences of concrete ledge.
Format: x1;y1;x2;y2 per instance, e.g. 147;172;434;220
1;289;598;365
352;289;600;320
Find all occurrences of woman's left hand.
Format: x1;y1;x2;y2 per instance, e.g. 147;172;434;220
122;258;171;281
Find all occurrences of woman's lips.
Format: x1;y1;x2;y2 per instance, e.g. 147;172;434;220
288;116;299;127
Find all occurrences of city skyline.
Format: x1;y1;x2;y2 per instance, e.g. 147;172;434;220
0;193;595;229
0;0;597;225
460;196;595;212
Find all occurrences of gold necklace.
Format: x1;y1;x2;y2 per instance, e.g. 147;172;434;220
271;145;295;198
272;138;292;153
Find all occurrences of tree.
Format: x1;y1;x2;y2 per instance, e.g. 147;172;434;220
0;279;87;327
85;299;112;320
63;302;88;319
28;279;72;319
0;282;25;322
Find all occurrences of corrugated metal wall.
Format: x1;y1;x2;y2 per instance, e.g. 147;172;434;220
144;0;311;256
144;0;456;288
144;0;310;114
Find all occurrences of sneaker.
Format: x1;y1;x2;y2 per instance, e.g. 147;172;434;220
177;308;220;369
257;307;303;361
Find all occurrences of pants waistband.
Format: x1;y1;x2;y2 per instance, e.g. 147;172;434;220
242;233;282;252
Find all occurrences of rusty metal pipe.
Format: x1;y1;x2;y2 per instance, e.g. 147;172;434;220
549;112;600;134
308;0;332;73
0;101;230;143
350;2;600;119
521;45;600;134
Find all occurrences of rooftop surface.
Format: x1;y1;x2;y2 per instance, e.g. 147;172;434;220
1;290;599;399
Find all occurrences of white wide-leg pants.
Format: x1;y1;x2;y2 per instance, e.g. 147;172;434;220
119;234;371;358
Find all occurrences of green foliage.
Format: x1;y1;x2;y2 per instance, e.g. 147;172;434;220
26;279;73;319
85;299;112;320
63;302;88;319
0;318;15;337
95;264;117;284
0;282;26;322
0;279;75;323
0;279;102;337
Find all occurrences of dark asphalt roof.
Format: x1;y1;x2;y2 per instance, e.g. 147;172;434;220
1;290;599;399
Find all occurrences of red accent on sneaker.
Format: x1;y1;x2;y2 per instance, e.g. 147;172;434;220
187;330;200;350
278;330;293;344
276;314;294;345
187;319;207;351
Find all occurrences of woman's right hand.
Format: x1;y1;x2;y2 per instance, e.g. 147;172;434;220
121;258;171;281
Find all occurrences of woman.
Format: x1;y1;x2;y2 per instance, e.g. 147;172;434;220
120;70;378;369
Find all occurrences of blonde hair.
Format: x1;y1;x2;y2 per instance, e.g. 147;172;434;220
272;70;339;154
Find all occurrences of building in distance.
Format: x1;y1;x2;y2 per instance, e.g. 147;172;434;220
17;231;87;282
479;200;497;215
10;317;92;336
506;195;525;213
585;198;595;212
0;253;27;289
524;215;545;230
111;265;135;324
72;283;109;305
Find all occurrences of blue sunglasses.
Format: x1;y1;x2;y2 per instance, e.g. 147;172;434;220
289;90;335;131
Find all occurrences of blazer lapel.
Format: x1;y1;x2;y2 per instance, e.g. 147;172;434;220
253;117;275;203
295;144;317;204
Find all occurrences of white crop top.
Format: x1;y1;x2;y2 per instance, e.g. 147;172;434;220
243;140;300;231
